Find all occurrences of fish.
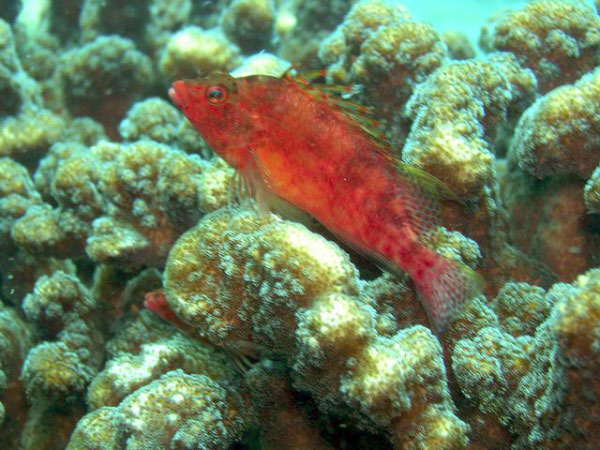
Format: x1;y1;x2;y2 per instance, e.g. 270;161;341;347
168;71;484;333
144;289;195;334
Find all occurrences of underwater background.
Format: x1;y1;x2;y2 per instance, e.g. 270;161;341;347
0;0;599;448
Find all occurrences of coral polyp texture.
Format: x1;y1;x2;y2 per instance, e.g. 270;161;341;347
480;0;600;93
0;0;599;448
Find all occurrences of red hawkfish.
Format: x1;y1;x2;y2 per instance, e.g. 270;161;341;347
168;72;484;332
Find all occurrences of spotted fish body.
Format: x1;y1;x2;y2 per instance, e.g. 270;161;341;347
169;73;483;332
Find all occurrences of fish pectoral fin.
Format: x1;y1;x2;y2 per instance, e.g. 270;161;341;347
236;149;278;217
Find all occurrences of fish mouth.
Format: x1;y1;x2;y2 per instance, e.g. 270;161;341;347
168;85;181;107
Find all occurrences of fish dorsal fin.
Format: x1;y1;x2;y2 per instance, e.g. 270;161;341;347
283;71;461;239
285;71;392;153
394;161;461;204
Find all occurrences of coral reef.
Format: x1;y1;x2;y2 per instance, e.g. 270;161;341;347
319;0;447;125
59;35;154;138
87;310;235;409
480;0;600;93
504;67;600;281
20;271;104;404
510;67;600;180
12;138;230;267
0;303;33;448
404;53;537;198
165;209;469;448
69;369;250;449
449;269;600;449
159;26;241;81
442;30;476;60
222;0;276;53
0;0;599;448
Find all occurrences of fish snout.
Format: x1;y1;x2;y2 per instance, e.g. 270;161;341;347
168;83;182;108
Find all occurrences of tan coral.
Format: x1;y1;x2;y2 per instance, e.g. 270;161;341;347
196;157;236;213
87;311;235;409
480;0;600;93
14;139;210;267
0;107;65;163
293;294;469;449
0;158;41;253
509;67;600;180
442;31;476;60
118;97;204;155
65;407;125;450
20;271;105;404
70;370;248;450
222;0;275;53
59;35;154;138
159;26;241;80
117;370;248;449
404;53;537;198
165;208;468;448
164;208;360;351
319;0;444;119
450;270;600;448
584;165;600;214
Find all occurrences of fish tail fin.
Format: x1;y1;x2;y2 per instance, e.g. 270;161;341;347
414;256;485;334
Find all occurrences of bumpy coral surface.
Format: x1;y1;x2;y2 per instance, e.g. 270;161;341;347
510;67;600;180
404;53;537;198
159;26;241;80
319;0;447;125
1;0;599;448
450;269;600;449
59;35;154;138
12;137;229;267
481;0;600;93
505;67;600;282
70;370;249;449
20;271;104;404
165;208;469;448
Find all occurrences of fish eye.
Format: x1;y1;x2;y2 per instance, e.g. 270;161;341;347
206;85;228;105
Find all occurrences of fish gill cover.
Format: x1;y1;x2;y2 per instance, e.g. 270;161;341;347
0;0;598;449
